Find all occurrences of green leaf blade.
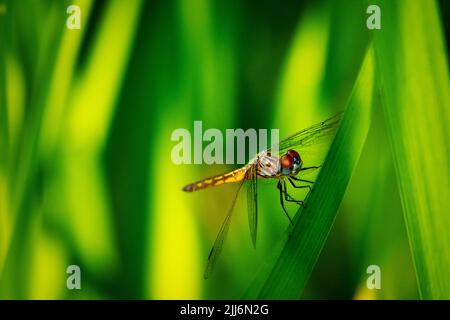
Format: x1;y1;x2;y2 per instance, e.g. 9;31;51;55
374;0;450;299
256;48;376;299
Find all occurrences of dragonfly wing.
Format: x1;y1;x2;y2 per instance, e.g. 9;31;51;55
204;180;245;279
269;112;343;173
271;112;343;156
246;162;258;248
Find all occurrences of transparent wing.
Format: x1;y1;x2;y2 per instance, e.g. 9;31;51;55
204;179;246;279
273;112;343;155
246;162;258;248
269;112;343;171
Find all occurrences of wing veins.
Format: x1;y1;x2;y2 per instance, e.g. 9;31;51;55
204;178;246;279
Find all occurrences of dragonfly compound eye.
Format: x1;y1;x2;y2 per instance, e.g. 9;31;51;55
287;149;301;165
280;154;293;169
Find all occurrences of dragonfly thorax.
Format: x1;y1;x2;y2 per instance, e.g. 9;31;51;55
280;149;302;176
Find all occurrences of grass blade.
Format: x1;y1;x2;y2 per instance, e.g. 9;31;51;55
255;47;376;299
374;0;450;299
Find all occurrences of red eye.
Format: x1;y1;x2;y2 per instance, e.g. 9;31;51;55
287;149;301;165
287;149;300;159
280;155;293;169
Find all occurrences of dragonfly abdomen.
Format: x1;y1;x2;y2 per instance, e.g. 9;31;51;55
182;166;248;192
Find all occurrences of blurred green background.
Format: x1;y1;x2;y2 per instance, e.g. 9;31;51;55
0;0;449;299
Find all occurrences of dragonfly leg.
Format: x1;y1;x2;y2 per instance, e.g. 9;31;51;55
289;177;313;191
283;179;306;207
291;176;314;183
277;181;294;226
300;166;320;172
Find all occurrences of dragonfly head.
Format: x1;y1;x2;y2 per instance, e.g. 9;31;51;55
280;149;302;175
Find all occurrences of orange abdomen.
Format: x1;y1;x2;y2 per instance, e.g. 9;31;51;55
182;166;248;192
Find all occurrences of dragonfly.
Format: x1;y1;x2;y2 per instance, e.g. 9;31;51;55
182;113;342;279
